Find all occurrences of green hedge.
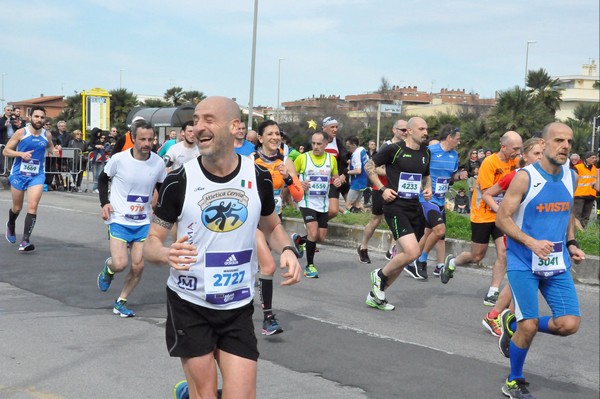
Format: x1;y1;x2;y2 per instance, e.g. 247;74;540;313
282;206;599;256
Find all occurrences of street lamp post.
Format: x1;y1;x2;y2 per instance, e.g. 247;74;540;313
1;73;7;109
119;69;126;89
247;0;259;130
524;40;536;87
276;58;284;122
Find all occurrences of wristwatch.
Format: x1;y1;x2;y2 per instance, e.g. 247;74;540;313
281;245;300;258
379;186;386;193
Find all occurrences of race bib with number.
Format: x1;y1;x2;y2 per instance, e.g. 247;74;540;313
124;194;149;221
434;177;450;198
531;242;567;277
20;159;41;176
204;249;252;305
397;173;422;199
308;175;330;196
274;189;282;214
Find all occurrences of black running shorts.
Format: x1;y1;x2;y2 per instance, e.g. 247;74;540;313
165;288;259;361
470;221;503;244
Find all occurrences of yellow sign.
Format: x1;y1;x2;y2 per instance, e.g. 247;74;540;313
81;88;111;140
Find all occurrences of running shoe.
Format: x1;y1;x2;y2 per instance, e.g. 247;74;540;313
357;246;371;264
292;233;305;258
97;257;114;292
304;264;319;278
432;264;443;277
484;291;500;307
440;255;455;284
18;240;35;252
113;299;135;317
502;378;535;399
173;380;189;399
404;261;424;280
385;249;393;261
366;291;395;311
5;222;16;244
262;314;284;335
498;309;515;358
369;268;386;301
482;314;502;337
416;260;428;279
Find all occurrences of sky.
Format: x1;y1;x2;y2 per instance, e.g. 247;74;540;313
1;0;599;110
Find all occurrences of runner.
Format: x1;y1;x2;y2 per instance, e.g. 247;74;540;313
253;120;303;335
440;131;522;307
365;117;432;311
164;121;199;172
357;120;406;264
294;131;342;278
481;137;543;337
322;117;349;219
96;120;167;317
4;106;58;251
495;122;584;399
406;125;465;280
142;96;301;399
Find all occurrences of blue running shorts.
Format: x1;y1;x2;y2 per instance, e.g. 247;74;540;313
108;223;150;243
9;173;46;191
508;269;580;322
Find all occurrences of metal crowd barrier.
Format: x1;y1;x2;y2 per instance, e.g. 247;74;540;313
45;148;84;191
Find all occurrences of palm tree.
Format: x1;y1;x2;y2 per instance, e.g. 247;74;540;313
526;68;563;117
486;86;552;140
573;103;600;124
142;98;171;108
164;87;185;106
109;88;138;132
57;93;83;132
182;90;206;105
565;118;593;154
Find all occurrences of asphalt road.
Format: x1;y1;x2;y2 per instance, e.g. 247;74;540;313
0;190;598;399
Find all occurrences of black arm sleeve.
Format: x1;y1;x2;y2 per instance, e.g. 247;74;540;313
154;168;186;224
98;171;110;207
255;165;276;216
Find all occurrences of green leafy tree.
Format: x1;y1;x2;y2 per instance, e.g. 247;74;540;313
182;90;206;105
57;93;83;133
164;86;185;106
573;103;600;124
142;98;170;108
109;88;138;132
565;118;593;154
486;86;552;141
526;68;563;117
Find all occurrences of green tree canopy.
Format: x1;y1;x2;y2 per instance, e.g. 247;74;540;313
109;88;138;133
526;68;563;117
164;86;185;106
573;103;600;124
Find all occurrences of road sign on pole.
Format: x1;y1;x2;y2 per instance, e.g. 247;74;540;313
376;103;403;149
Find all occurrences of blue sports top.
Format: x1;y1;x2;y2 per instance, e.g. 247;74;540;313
506;162;576;274
419;142;458;206
11;127;49;177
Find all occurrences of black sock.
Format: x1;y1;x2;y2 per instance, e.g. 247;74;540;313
23;213;36;241
258;275;273;319
306;240;317;265
8;209;19;229
377;269;388;290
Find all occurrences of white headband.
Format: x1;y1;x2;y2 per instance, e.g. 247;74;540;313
322;117;338;127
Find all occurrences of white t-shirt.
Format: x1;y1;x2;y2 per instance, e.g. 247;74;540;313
104;150;167;226
165;141;200;170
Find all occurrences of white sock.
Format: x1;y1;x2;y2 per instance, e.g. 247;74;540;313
449;259;456;269
487;287;499;297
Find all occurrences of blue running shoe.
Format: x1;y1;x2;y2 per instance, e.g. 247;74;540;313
173;380;189;399
97;257;114;292
262;314;284;335
113;299;135;317
304;264;319;278
5;222;16;244
18;240;35;252
292;233;305;258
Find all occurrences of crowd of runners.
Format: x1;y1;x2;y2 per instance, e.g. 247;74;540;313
2;100;595;399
